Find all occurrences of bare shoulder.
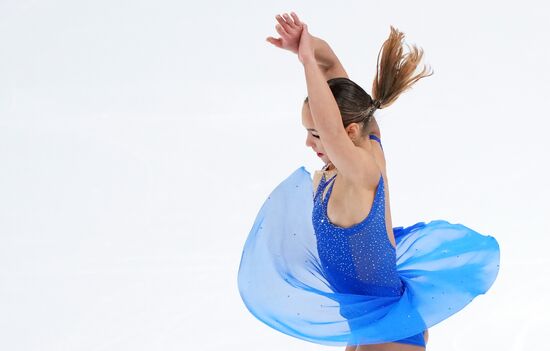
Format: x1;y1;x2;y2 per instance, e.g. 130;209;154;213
337;149;383;191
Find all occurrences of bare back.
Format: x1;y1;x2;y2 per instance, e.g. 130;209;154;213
312;135;397;249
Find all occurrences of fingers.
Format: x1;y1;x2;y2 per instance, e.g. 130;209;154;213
274;14;286;27
290;12;302;26
275;23;290;38
282;13;297;29
275;12;302;36
266;36;282;48
275;15;291;37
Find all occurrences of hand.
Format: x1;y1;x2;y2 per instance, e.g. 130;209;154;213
266;12;304;55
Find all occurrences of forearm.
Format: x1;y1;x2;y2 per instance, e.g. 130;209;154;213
302;59;342;135
312;36;341;71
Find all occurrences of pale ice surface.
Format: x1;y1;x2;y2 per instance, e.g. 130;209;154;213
1;0;549;350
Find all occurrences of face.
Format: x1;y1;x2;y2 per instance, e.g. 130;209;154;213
301;102;330;164
301;102;368;164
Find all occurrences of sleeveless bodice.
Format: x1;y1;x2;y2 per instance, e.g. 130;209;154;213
238;130;501;347
312;135;404;297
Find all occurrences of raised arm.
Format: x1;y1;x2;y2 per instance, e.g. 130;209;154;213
266;12;349;81
298;22;381;187
310;36;381;138
310;36;349;80
313;34;382;140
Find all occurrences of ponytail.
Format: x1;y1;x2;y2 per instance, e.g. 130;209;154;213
302;26;433;138
372;26;434;109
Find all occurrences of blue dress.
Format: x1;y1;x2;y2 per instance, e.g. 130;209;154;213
237;134;500;348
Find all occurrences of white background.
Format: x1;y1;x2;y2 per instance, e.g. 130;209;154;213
1;0;549;350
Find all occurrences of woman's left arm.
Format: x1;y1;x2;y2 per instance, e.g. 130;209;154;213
311;36;349;80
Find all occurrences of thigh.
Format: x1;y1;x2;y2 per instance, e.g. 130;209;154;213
345;345;357;351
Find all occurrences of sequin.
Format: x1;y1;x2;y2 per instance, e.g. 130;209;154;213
237;135;501;347
313;170;404;297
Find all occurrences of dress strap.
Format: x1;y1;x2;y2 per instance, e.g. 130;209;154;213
322;174;337;205
369;134;383;150
314;172;336;202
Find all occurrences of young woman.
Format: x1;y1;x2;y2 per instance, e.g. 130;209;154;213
238;12;500;350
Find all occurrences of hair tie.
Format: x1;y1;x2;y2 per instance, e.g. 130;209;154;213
361;100;381;120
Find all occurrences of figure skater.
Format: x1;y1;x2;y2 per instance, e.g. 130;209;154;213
237;12;500;351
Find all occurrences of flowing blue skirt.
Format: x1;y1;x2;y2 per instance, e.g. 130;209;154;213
237;166;500;346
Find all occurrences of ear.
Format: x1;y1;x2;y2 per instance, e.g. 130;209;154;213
345;123;361;141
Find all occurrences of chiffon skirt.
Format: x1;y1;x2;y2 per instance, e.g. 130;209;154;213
237;166;500;346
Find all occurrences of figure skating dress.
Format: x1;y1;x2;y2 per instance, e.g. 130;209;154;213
237;134;500;347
